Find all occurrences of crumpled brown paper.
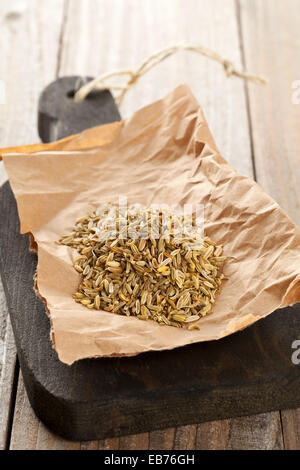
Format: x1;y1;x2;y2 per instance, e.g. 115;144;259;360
1;85;300;365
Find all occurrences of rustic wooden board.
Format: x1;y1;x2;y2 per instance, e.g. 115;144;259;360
2;0;299;450
38;76;121;142
63;0;282;448
1;75;300;440
9;0;265;449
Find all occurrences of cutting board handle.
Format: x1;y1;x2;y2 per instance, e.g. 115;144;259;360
38;76;121;143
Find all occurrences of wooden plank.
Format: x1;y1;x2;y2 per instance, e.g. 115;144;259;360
0;0;65;449
60;0;244;449
173;425;197;450
238;0;300;450
149;428;175;450
0;0;67;147
195;413;283;450
38;78;121;142
6;0;288;450
5;165;296;445
56;0;282;450
10;374;80;450
0;0;67;449
281;409;300;450
98;437;120;451
119;434;149;451
238;0;300;224
0;288;16;450
59;0;252;175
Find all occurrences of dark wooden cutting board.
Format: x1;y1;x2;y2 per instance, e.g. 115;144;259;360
0;76;299;441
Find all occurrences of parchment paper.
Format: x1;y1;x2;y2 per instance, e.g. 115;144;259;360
1;85;300;365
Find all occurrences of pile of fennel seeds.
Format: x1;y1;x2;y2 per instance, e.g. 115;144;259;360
58;203;226;329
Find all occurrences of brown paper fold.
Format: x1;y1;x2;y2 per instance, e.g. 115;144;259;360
2;85;300;365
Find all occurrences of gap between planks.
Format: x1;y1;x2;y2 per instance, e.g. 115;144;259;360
238;0;300;449
0;0;68;449
6;0;300;450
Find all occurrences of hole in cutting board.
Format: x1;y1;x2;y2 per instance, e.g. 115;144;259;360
67;89;75;99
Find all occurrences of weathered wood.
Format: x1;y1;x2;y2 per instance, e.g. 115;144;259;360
10;374;81;450
281;409;300;450
174;426;197;450
239;0;300;449
2;172;300;442
98;437;120;451
38;76;121;142
195;413;284;450
0;293;16;450
54;0;265;449
238;0;300;224
60;0;252;175
2;170;300;441
149;428;175;450
0;0;65;449
119;433;149;451
3;0;299;450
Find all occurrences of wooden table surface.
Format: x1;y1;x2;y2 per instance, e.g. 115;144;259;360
0;0;300;450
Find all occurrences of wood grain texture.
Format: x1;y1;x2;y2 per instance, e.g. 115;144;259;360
149;428;175;450
119;433;149;451
60;0;252;175
196;413;284;450
239;0;300;448
98;437;120;451
0;290;16;450
4;172;297;444
10;374;80;450
38;78;121;142
54;0;258;450
0;0;65;449
238;0;300;224
2;0;299;450
174;425;197;450
281;409;300;450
